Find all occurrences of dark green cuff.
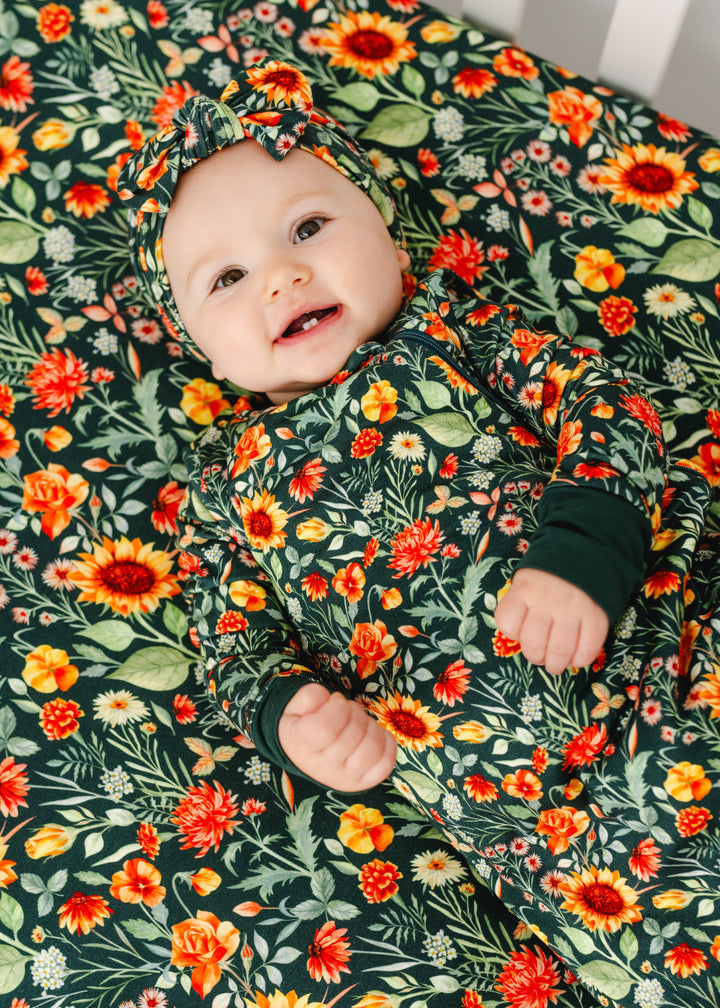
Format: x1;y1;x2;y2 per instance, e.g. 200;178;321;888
516;485;651;623
250;672;318;781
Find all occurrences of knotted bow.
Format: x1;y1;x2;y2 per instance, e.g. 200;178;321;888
117;58;403;357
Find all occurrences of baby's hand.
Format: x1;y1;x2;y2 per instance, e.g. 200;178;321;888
494;568;609;676
278;683;397;791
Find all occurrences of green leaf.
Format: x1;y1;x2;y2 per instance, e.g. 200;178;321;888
108;646;191;691
653;238;720;282
0;220;40;264
563;926;598;956
578;959;633;1000
415;380;452;410
687;196;714;231
334;82;381;111
415;411;478;447
10;175;35;214
619;925;639;962
78;619;136;652
0;944;28;995
396;769;442;804
360;104;431;147
401;63;426;99
619;217;669;248
163;603;188;639
0;893;23;933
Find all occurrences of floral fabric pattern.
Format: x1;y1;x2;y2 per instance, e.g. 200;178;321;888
2;2;720;1008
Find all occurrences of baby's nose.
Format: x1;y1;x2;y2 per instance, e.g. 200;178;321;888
266;260;311;300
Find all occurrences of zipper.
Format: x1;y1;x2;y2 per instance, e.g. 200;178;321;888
395;325;510;415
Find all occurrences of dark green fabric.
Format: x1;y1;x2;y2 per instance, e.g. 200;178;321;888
2;1;720;1006
518;485;651;621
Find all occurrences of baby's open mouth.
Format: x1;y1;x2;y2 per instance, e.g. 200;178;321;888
279;306;338;339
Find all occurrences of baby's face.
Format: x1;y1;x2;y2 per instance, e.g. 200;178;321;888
163;141;410;405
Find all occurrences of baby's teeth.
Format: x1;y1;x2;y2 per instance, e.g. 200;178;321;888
302;317;319;330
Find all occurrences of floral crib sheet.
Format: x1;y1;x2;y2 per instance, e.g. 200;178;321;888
2;2;720;1008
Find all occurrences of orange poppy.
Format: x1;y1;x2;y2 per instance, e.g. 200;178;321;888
337;804;394;853
110;858;166;906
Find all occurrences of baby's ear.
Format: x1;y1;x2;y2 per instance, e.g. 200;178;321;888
397;248;411;272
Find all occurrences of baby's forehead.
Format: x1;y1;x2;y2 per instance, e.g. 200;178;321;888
170;141;364;216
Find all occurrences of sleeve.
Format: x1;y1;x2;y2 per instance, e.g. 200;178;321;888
458;297;669;620
178;428;327;777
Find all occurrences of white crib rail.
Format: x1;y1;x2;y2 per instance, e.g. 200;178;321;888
460;0;695;107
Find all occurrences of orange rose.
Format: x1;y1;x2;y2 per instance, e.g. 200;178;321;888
22;644;78;692
502;769;543;801
536;805;590;854
170;910;240;997
232;423;272;475
22;463;89;539
547;86;603;147
348;619;397;678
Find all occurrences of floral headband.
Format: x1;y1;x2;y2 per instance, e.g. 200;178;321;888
117;58;403;358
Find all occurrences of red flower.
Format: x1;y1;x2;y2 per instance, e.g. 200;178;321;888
171;781;239;857
0;757;30;817
25;348;90;417
351;427;382;458
25;266;47;295
388;518;443;578
58;892;113;934
358;859;402;903
434;659;470;705
172;694;197;724
620;393;663;440
664;943;708;977
137;822;160;858
307;921;351;983
493;629;522;657
463;774;499;802
216;611;248;634
37;4;73;43
418;147;440;177
146;0;168;28
676;806;713;837
561;724;609;770
151;80;198;128
152;480;185;535
64;181;111;218
40;697;84;740
598;295;637;336
495;945;565;1007
452;66;497;98
428;229;487;284
628;838;661;881
301;572;328;600
0;56;33;112
289;457;326;502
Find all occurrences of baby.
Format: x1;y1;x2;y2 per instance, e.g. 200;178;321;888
118;59;655;793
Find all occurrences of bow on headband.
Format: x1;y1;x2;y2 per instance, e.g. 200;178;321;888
117;58;403;358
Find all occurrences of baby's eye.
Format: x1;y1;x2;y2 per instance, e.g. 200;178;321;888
295;217;325;242
215;268;245;289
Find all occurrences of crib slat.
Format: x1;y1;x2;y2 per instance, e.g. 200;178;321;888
597;0;692;102
461;0;527;39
